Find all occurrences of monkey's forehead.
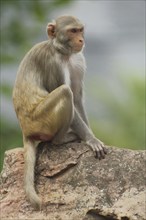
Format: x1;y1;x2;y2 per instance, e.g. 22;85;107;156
56;15;84;28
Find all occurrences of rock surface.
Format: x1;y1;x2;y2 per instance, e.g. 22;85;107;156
0;142;145;220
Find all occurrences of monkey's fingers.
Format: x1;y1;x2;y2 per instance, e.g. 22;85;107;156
103;145;108;154
90;139;105;159
86;138;107;159
87;142;103;159
95;144;106;159
92;146;101;159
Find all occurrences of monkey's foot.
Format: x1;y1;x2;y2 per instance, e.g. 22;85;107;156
52;132;80;146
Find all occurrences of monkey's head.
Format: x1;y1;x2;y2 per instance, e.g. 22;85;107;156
47;16;84;54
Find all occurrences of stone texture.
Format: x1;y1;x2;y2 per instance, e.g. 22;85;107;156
0;143;145;220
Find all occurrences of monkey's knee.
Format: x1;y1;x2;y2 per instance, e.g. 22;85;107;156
56;85;74;127
60;84;73;100
62;85;74;116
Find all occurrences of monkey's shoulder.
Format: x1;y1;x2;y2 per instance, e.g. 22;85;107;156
21;41;55;64
30;40;51;50
18;41;56;73
29;41;54;56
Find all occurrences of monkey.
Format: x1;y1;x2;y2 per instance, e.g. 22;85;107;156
12;15;107;209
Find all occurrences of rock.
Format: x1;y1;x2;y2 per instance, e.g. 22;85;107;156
0;143;145;220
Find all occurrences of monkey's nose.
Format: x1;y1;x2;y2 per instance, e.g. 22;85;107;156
79;39;83;43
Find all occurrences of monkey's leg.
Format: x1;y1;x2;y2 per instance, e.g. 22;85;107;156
33;84;74;144
34;85;73;118
53;131;80;145
23;137;41;209
23;87;73;209
51;87;74;144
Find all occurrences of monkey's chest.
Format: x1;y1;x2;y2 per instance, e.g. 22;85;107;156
64;66;71;86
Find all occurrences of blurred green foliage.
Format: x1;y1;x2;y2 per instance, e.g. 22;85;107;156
88;73;145;150
0;82;23;170
0;0;145;172
0;118;22;169
1;0;72;63
1;83;12;98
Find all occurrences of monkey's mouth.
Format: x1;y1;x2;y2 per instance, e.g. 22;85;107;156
73;45;84;53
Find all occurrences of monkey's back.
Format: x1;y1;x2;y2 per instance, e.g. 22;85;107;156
12;41;60;136
13;41;54;116
14;40;54;85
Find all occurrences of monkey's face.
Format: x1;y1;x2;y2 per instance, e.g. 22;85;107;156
55;27;84;53
47;16;85;54
66;27;84;53
57;16;85;53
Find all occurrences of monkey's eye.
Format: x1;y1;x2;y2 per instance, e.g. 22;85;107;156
71;28;78;33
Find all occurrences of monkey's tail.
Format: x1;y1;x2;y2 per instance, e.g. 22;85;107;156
24;139;41;210
25;185;41;210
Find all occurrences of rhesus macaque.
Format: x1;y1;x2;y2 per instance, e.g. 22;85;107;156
13;15;107;209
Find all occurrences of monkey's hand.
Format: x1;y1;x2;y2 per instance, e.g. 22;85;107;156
86;137;107;159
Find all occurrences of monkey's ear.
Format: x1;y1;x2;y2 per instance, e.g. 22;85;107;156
46;22;56;38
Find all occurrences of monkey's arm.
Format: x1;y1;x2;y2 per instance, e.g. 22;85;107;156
71;109;93;140
70;53;90;126
71;109;107;158
75;100;89;127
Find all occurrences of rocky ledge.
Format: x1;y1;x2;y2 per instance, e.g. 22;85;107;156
0;142;145;220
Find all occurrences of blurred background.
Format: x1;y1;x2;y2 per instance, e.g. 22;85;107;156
0;0;145;170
